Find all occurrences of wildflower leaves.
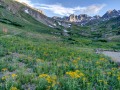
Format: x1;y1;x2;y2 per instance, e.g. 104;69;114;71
38;74;57;87
2;73;17;81
0;25;120;90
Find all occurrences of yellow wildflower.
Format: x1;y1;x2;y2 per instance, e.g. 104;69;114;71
111;68;117;71
36;59;44;62
96;61;100;65
98;80;103;82
100;58;105;61
10;87;19;90
72;60;77;63
46;76;52;83
118;76;120;80
75;65;78;68
72;57;81;63
39;74;57;87
107;72;112;75
77;57;81;60
82;77;87;81
39;74;49;78
104;81;108;84
2;68;7;72
46;86;51;90
99;80;107;84
12;74;17;78
2;75;9;80
87;82;90;85
66;70;84;78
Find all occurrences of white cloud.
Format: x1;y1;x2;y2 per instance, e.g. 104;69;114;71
37;4;106;16
14;0;106;16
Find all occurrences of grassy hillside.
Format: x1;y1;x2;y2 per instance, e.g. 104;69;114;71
65;17;120;50
0;1;60;35
0;19;120;90
0;1;120;90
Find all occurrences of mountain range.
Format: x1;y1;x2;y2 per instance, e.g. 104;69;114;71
52;9;120;26
0;0;120;39
1;0;120;28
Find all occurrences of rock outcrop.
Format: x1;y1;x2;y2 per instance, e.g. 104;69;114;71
53;9;120;26
102;9;120;19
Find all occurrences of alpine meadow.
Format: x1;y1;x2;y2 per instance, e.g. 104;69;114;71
0;0;120;90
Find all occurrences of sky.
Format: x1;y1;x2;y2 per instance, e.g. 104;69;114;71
15;0;120;17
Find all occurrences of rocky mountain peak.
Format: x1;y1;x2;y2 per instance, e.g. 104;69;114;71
68;14;91;22
93;15;101;19
118;10;120;13
102;9;119;19
52;9;120;26
78;14;89;17
69;14;77;22
107;9;117;13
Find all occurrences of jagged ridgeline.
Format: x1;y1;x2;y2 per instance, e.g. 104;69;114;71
0;0;56;26
0;0;63;34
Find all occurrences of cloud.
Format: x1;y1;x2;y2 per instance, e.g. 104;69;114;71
37;4;106;16
36;4;76;16
14;0;106;16
14;0;33;6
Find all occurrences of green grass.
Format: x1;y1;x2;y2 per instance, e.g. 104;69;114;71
65;22;120;50
0;2;120;89
0;21;120;90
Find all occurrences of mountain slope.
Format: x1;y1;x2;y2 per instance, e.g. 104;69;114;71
0;0;62;35
0;0;57;27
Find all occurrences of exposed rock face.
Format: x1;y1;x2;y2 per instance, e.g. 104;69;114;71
102;9;120;19
52;16;72;28
0;0;56;27
69;14;77;22
53;14;92;23
78;14;91;21
63;16;69;21
93;15;101;19
16;1;56;26
68;14;91;22
53;14;101;25
53;14;99;26
118;10;120;13
52;16;69;22
53;9;120;26
23;6;55;26
52;16;63;21
0;0;21;14
22;3;44;15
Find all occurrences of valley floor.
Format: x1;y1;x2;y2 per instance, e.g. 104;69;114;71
0;23;120;90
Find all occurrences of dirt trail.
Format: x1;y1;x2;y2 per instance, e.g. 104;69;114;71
101;51;120;63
